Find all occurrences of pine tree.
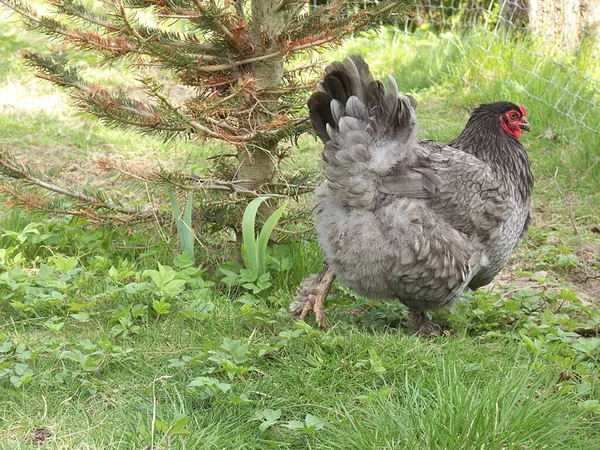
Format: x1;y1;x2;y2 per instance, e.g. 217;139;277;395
0;0;415;226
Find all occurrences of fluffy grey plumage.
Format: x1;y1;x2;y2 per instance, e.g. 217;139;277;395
293;55;534;332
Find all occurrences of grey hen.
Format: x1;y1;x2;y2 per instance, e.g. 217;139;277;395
292;55;533;334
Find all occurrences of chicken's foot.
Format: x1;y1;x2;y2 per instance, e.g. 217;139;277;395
290;266;335;329
410;311;443;337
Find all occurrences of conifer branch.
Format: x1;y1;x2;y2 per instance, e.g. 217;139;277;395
286;0;414;46
0;184;148;224
49;0;122;32
192;51;285;73
107;0;219;64
1;0;222;63
0;149;156;219
21;51;216;139
96;159;315;198
0;0;38;26
0;0;415;229
115;0;145;42
0;0;143;56
192;0;236;43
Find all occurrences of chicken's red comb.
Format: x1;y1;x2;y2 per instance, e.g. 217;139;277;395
518;105;527;117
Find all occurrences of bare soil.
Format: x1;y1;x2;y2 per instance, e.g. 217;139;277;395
24;427;52;445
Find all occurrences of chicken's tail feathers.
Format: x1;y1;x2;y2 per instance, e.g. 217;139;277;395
308;55;419;209
308;55;418;145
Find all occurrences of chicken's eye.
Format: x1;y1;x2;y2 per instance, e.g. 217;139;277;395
510;112;517;120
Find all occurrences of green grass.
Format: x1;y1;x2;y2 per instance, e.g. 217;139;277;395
1;334;587;449
0;209;599;449
1;10;600;450
0;215;595;449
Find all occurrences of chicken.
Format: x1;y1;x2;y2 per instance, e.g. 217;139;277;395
291;55;533;334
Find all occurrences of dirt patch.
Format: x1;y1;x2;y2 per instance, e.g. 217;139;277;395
11;147;176;196
488;262;600;308
24;427;52;445
565;275;600;306
59;152;174;189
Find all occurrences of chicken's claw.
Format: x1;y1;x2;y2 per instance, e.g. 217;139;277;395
415;320;443;337
290;267;335;329
410;311;449;337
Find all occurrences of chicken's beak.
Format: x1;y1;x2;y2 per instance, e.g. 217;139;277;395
519;120;531;132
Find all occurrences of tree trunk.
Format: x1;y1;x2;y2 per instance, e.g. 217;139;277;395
499;0;528;31
237;142;277;190
236;0;288;191
581;0;600;39
527;0;584;52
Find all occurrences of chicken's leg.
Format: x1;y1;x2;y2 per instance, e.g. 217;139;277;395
290;266;335;328
410;310;443;337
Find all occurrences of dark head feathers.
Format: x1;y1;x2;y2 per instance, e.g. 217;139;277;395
457;101;527;141
471;101;524;117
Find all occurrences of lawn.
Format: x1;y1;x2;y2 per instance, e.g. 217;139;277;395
1;8;600;450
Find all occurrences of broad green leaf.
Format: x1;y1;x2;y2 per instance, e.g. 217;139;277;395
283;420;305;430
154;418;169;433
229;394;252;405
81;352;104;372
161;279;187;296
254;408;282;432
257;202;286;275
70;312;90;322
304;414;326;431
44;319;65;333
181;193;195;260
153;298;171;315
579;400;600;415
257;408;281;422
169;414;191;435
174;252;194;268
241;197;266;273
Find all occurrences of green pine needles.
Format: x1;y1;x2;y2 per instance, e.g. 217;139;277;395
0;0;416;229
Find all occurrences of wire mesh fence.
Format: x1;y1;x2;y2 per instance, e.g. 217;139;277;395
409;0;600;142
314;1;600;146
